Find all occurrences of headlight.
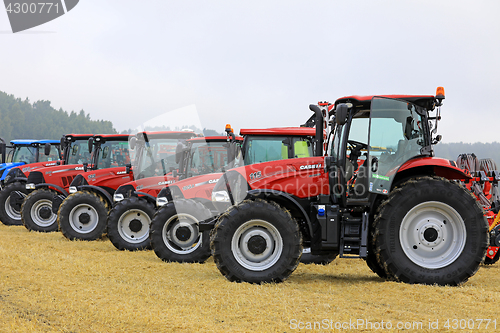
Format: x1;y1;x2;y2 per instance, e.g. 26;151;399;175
212;190;230;203
26;183;35;190
156;196;168;207
69;186;78;194
113;193;124;202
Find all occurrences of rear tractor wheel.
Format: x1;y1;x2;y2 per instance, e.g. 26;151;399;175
374;177;488;286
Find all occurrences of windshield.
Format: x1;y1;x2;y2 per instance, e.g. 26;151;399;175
38;145;60;162
67;141;92;165
135;138;179;178
188;141;230;176
95;141;131;169
12;146;36;163
243;136;313;165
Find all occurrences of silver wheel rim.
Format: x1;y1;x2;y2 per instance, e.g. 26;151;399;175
162;213;202;254
30;199;57;227
69;203;99;234
5;195;23;220
117;209;151;244
400;201;467;269
231;219;283;271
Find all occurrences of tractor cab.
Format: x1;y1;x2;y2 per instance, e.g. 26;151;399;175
327;88;453;206
0;139;61;186
60;134;94;166
131;131;196;180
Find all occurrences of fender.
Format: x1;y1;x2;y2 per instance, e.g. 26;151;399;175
395;157;471;184
133;191;156;205
247;189;312;238
35;183;68;196
9;177;28;185
78;185;113;206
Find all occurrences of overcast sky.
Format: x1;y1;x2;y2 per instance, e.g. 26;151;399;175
1;0;499;143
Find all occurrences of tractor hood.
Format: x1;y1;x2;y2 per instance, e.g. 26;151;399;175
74;166;134;191
0;162;25;180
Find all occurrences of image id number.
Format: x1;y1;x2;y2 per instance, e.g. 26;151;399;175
6;2;60;14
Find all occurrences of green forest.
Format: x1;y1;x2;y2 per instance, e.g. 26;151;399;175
0;91;116;143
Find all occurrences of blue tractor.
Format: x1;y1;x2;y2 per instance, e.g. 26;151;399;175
0;138;61;225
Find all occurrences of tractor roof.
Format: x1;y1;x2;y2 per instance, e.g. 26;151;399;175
65;134;94;140
10;139;60;145
240;127;316;137
93;134;130;142
334;94;437;111
187;136;244;143
137;131;196;140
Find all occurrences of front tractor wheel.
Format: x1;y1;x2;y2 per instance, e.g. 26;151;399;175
0;181;28;226
58;191;110;241
150;199;212;263
374;177;488;286
107;196;155;251
210;199;302;284
21;189;58;232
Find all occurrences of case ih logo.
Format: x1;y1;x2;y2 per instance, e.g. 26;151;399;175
3;0;79;33
299;164;322;170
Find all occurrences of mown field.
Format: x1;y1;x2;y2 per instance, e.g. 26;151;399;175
0;224;499;333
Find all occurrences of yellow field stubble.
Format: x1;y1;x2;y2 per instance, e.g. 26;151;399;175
0;224;499;332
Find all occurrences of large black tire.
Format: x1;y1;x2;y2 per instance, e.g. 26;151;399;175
21;189;59;232
0;181;27;226
107;197;155;251
150;199;212;263
210;199;302;284
483;249;500;265
373;177;489;286
300;249;337;265
58;191;110;241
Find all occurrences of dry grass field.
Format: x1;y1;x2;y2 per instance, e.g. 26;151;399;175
0;224;499;332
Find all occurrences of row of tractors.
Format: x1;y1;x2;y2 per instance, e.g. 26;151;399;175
0;87;497;286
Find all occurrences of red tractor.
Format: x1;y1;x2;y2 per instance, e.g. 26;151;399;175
57;131;196;241
18;134;120;232
108;133;243;251
150;125;330;264
209;88;489;286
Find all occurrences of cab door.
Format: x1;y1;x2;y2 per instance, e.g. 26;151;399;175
367;97;428;195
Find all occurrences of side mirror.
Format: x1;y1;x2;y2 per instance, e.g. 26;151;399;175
175;141;186;164
88;138;94;154
60;136;66;150
44;143;51;156
125;163;131;174
83;162;88;172
102;146;109;159
129;137;137;150
335;104;349;125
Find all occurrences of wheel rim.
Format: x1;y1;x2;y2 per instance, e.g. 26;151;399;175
68;203;99;234
162;213;202;254
231;219;283;271
30;199;57;227
117;209;151;244
400;201;467;269
5;195;22;220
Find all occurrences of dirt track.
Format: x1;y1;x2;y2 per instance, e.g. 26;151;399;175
0;224;498;332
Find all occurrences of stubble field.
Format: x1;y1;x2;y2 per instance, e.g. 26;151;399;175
0;224;498;332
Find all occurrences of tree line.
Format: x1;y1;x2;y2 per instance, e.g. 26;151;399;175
0;91;116;143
